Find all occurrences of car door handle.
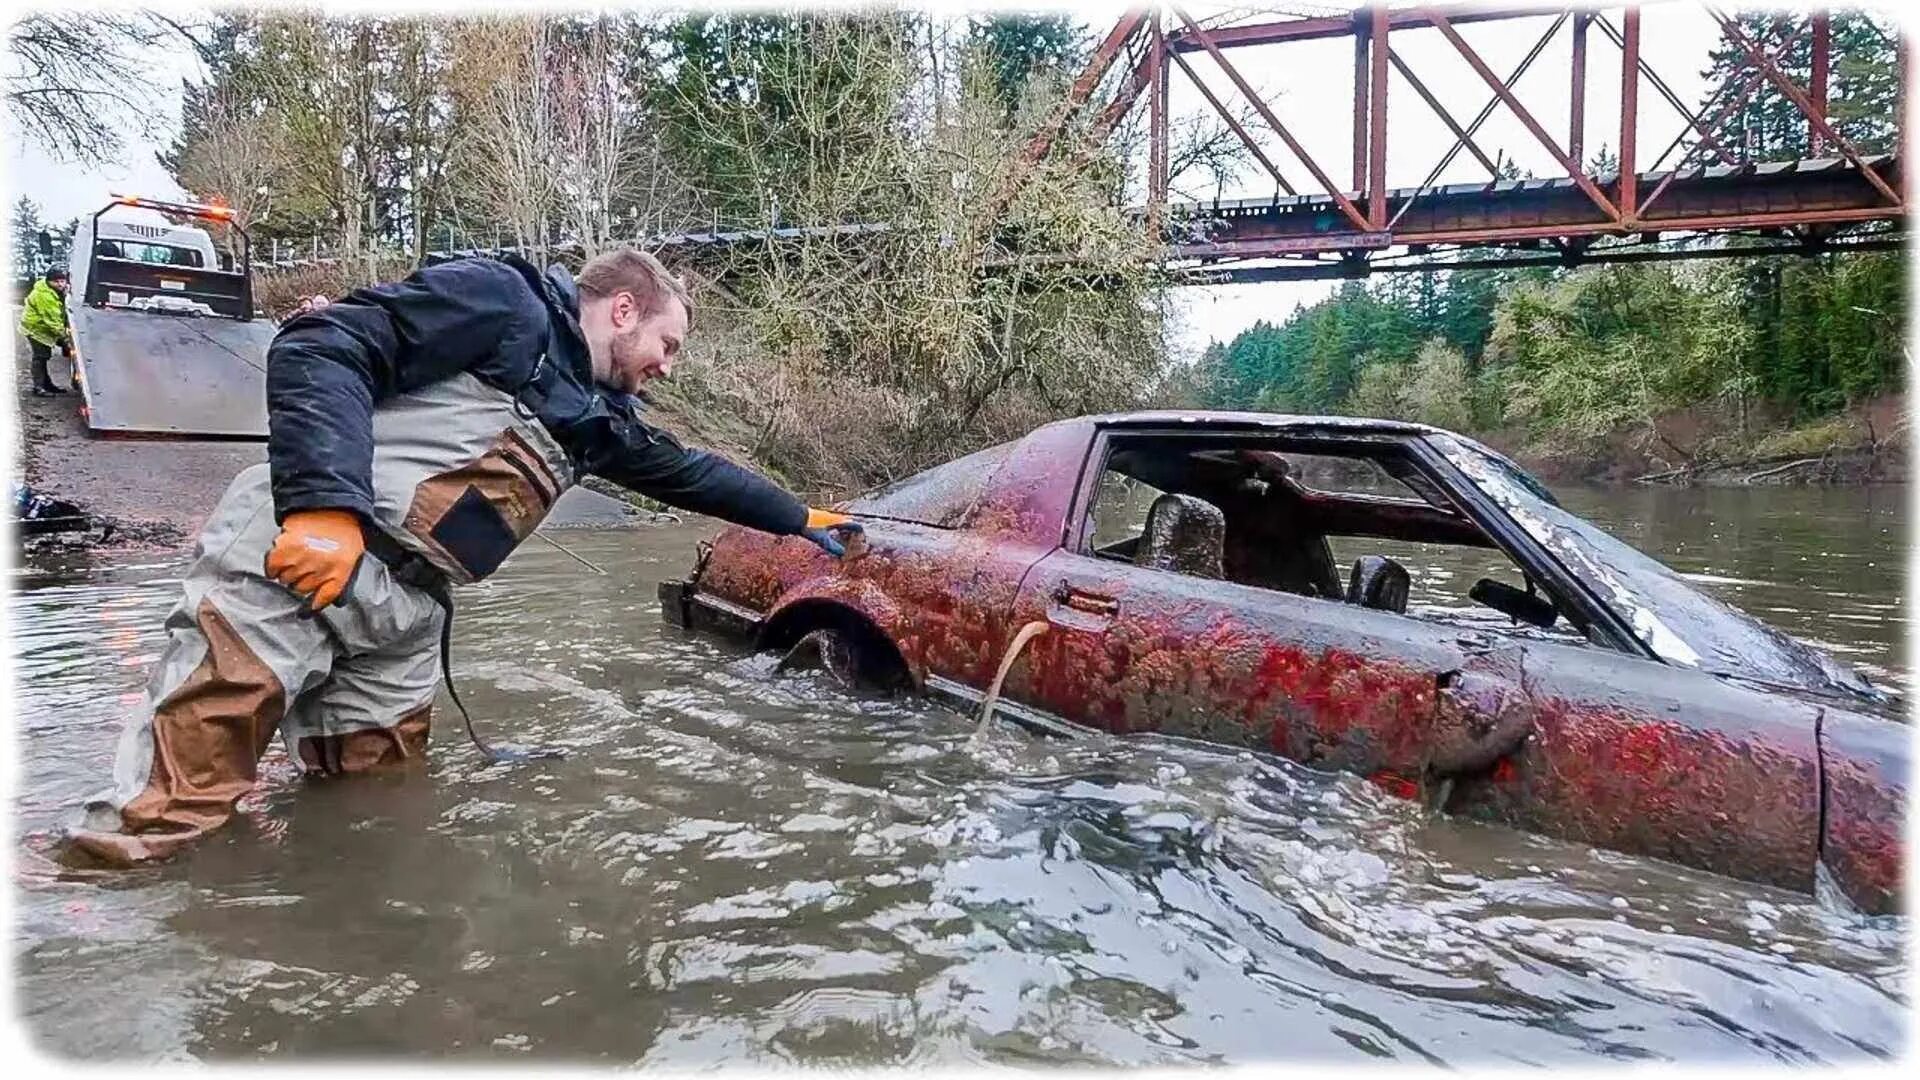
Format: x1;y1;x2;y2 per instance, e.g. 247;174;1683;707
1054;586;1118;617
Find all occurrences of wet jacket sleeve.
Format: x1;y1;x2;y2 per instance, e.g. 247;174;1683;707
585;405;809;536
20;283;66;344
265;259;540;522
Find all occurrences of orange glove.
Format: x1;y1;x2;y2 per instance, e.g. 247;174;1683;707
801;508;863;558
264;509;365;611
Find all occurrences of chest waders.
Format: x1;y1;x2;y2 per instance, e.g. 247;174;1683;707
362;527;563;765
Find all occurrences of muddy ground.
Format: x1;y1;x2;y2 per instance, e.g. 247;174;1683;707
11;332;264;549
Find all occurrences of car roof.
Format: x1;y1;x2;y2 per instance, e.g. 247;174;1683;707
1077;409;1451;437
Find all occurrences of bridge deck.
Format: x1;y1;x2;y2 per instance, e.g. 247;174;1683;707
252;156;1900;279
1165;154;1903;260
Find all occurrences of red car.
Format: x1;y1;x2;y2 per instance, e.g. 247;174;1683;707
661;412;1906;915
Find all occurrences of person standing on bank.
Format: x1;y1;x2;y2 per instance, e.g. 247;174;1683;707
20;266;73;396
67;248;860;865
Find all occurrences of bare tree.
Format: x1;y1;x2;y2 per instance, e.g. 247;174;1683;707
550;21;631;255
448;16;686;257
171;91;289;260
448;18;562;256
6;12;202;163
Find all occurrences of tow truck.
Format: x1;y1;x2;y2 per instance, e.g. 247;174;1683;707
66;196;272;437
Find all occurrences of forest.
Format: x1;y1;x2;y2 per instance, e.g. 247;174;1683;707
7;8;1906;488
1190;250;1904;473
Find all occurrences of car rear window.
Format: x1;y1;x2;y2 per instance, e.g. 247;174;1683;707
842;440;1014;527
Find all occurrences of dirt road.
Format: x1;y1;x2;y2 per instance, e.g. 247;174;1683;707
13;332;265;549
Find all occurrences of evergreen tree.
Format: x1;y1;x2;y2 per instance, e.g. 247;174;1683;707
1700;12;1807;159
1696;11;1897;161
1439;265;1502;362
1189;241;1901;443
967;13;1081;121
1827;12;1900;154
1740;252;1905;416
11;196;44;279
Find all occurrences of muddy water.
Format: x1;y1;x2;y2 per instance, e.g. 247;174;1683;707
1562;484;1910;693
10;486;1909;1064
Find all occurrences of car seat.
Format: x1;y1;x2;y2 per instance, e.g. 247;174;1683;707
1346;555;1410;613
1133;494;1225;579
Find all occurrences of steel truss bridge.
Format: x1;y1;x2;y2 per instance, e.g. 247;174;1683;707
255;3;1906;286
1004;2;1906;282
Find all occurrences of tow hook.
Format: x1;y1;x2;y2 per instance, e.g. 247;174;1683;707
690;539;713;586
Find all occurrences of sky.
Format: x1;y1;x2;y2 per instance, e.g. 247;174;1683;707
4;2;1731;357
4;7;201;221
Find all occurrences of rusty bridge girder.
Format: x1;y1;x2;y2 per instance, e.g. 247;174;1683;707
1016;1;1908;283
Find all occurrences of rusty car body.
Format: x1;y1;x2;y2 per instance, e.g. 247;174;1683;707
659;412;1907;915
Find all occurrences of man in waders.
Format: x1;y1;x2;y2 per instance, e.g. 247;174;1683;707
65;249;859;865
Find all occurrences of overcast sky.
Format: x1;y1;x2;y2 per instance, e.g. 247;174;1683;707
5;6;202;221
5;2;1729;356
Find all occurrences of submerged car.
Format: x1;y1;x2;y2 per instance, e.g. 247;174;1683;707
660;412;1907;915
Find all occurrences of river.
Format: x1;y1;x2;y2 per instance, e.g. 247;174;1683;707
9;484;1908;1064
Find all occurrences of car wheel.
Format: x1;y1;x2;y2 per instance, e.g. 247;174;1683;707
774;627;865;688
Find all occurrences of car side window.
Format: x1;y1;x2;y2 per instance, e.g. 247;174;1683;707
1086;470;1167;559
1078;432;1602;649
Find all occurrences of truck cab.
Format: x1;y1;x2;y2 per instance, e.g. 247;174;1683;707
71;197;252;321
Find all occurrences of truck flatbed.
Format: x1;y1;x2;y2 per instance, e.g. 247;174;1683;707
66;196;274;439
71;306;273;437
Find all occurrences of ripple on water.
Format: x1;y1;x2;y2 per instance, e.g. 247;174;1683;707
10;522;1907;1064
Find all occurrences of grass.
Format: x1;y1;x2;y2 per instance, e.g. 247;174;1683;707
1747;415;1872;461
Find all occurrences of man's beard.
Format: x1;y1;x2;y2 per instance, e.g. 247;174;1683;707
608;327;653;394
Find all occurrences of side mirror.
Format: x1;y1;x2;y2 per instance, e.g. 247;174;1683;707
1469;577;1559;629
36;230;52;256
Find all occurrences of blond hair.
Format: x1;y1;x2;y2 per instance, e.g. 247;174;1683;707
576;248;694;325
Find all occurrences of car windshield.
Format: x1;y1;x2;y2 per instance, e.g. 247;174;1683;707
1433;434;1884;703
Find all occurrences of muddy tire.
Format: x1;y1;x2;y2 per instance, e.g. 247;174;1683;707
765;609;910;693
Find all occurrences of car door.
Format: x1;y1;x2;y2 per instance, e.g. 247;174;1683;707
1416;435;1830;895
993;429;1535;792
1005;547;1539;786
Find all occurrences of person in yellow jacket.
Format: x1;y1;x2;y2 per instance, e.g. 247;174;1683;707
19;267;72;396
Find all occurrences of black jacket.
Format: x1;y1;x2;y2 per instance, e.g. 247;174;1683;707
265;255;808;537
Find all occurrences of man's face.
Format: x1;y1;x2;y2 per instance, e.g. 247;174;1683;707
587;291;688;395
48;276;68;296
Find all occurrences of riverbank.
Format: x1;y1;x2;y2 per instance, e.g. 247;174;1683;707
1489;394;1909;487
13;316;1904;559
